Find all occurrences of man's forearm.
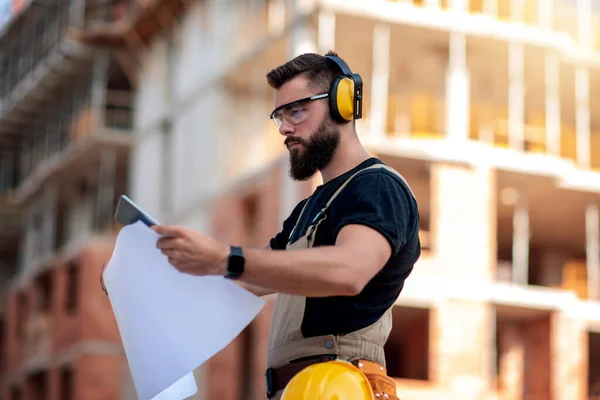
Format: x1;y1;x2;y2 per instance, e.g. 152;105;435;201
234;281;276;297
237;246;360;298
233;243;277;297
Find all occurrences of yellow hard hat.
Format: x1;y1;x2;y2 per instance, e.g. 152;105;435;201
281;360;374;400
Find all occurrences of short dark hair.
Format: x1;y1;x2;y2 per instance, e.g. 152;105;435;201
266;50;345;93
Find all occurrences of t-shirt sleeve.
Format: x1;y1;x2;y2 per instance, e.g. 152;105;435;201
331;172;416;256
269;198;309;250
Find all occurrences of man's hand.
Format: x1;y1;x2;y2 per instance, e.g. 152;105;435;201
152;225;230;276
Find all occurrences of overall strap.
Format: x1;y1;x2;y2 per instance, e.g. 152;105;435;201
303;164;390;243
287;197;312;243
288;163;412;244
324;164;384;208
375;164;416;198
287;165;381;243
317;163;400;218
295;197;313;225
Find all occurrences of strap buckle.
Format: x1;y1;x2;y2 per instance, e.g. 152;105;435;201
265;367;274;398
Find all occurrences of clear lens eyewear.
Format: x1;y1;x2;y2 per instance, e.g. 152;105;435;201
269;93;329;128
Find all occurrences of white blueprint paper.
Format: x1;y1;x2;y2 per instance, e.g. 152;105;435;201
103;221;266;400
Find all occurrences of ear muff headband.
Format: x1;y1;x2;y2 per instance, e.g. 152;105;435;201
325;55;363;123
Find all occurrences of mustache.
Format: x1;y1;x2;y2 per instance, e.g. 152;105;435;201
284;137;307;147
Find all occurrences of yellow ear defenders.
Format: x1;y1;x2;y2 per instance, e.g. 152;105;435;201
325;55;363;123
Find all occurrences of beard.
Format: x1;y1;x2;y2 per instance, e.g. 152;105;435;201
286;117;341;181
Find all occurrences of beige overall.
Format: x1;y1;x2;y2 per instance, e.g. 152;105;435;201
266;164;415;400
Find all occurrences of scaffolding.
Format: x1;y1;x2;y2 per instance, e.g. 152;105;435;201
0;0;135;139
0;0;135;280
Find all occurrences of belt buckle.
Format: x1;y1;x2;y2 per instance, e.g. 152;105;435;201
265;367;274;398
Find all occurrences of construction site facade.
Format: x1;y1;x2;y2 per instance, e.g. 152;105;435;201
2;0;600;399
0;0;136;399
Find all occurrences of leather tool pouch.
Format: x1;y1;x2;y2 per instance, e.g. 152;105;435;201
365;373;400;400
352;359;400;400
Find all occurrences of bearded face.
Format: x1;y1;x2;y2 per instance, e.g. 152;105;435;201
285;115;341;181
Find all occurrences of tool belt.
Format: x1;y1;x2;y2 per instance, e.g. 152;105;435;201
265;354;400;399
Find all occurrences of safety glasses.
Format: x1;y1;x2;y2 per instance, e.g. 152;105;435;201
269;93;329;128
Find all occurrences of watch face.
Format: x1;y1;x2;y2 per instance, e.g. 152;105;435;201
227;246;245;279
228;254;244;274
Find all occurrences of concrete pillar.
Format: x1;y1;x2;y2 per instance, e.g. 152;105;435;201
497;323;525;400
552;313;587;400
21;205;35;274
445;33;470;141
512;193;529;285
575;67;591;168
267;0;286;36
424;0;441;7
538;0;554;29
317;9;335;53
545;52;561;156
369;23;391;138
91;54;109;128
279;0;319;224
578;0;593;48
160;120;173;216
489;307;498;385
96;148;117;232
586;203;600;301
508;42;525;151
42;184;57;256
483;0;498;16
431;164;496;281
510;0;524;22
448;0;467;11
289;0;317;56
68;0;87;30
436;300;491;399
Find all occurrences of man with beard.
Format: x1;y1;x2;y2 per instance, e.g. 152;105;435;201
102;51;420;399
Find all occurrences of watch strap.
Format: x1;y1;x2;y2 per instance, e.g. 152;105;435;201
225;245;245;279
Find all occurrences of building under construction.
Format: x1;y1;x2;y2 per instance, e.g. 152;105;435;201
0;0;135;398
3;0;600;399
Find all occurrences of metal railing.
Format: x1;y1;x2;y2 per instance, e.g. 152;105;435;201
0;0;133;102
391;0;597;46
0;1;72;100
104;89;134;130
16;79;134;184
384;94;447;139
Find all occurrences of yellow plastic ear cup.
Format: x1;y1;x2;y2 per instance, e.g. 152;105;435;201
335;77;355;121
281;360;374;400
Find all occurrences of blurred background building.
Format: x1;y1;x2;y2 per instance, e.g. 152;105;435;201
1;0;600;399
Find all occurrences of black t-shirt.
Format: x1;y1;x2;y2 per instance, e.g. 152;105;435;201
269;157;421;337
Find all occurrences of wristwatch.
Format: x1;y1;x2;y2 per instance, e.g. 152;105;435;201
225;245;245;280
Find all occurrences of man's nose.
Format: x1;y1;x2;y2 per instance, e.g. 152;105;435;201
278;118;295;136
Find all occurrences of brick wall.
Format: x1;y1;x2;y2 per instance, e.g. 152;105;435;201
79;243;122;344
1;238;125;399
205;163;283;400
426;163;496;398
74;354;125;400
435;300;491;399
523;316;551;400
497;321;525;400
496;315;561;400
552;312;587;400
